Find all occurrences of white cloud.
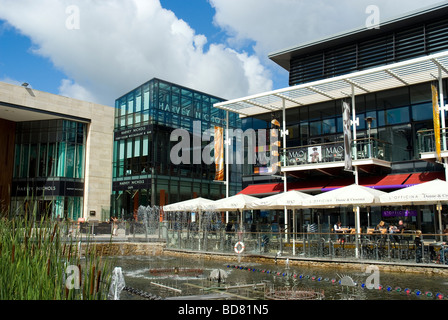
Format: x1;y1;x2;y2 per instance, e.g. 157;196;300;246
58;79;96;103
210;0;445;88
0;0;445;106
0;0;272;105
210;0;445;57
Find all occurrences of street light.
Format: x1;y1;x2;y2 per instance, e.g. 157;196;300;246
365;117;375;158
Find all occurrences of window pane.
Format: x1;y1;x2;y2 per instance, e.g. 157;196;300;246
66;143;75;178
378;107;410;126
134;137;141;157
76;144;84;178
412;102;433;121
322;118;336;134
57;142;66;177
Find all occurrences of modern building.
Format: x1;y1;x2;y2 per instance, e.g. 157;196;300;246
214;3;448;235
0;81;114;221
111;78;241;220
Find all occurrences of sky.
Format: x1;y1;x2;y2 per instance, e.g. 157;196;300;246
0;0;445;107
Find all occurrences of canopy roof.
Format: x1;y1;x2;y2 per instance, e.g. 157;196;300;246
247;190;313;210
163;197;214;212
207;194;258;211
303;184;387;208
380;179;448;205
214;51;448;118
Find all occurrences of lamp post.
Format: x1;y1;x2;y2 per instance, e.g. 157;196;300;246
365;117;375;158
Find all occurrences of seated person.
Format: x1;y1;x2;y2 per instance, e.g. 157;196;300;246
334;221;344;243
414;230;423;263
389;220;405;242
375;221;387;233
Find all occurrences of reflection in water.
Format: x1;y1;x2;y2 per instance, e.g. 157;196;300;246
110;254;448;300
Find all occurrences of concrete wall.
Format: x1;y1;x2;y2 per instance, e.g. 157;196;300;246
0;81;114;220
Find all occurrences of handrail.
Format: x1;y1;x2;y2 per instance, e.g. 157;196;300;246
283;137;390;151
417;127;448;134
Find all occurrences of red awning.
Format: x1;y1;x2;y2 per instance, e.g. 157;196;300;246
238;172;446;196
238;179;327;196
404;171;445;186
238;183;284;196
321;174;412;191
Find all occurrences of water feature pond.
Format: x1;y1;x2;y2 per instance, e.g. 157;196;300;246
110;254;448;301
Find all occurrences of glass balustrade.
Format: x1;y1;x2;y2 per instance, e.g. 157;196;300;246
282;138;391;167
417;128;448;154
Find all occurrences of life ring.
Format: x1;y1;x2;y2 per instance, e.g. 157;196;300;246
234;241;245;254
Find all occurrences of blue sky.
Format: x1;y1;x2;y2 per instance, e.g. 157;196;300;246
0;0;444;106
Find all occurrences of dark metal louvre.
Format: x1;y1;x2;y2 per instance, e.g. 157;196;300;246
357;35;394;69
426;19;448;53
324;44;357;79
394;26;425;61
289;16;448;86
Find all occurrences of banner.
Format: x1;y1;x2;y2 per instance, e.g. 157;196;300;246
342;101;353;171
214;126;224;181
431;83;441;161
270;117;281;174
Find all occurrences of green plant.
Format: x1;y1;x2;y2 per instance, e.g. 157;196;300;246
0;216;112;300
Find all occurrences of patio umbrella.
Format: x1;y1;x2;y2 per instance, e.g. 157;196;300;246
163;197;214;250
303;184;386;208
379;179;448;205
207;194;258;228
303;184;387;259
208;194;258;211
380;179;448;236
247;190;313;210
247;190;313;255
163;197;214;212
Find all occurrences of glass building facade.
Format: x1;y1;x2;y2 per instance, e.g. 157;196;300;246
11;119;87;220
236;5;448;237
241;81;447;234
111;78;241;220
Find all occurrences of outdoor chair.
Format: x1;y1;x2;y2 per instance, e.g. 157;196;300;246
399;239;410;260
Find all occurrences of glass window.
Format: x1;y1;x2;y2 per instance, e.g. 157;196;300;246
20;144;29;178
410;83;431;104
48;143;56;177
39;143;47;177
143;85;150;110
120;97;126;117
322;118;336;134
76;144;84;178
134;137;141;157
378;106;410;126
66;143;75;178
57;142;66;177
127;139;133;159
309;120;321;136
412;102;433;121
127;93;134;114
13;144;20;178
376;87;409;109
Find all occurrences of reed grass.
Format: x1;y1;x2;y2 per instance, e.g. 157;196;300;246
0;215;112;300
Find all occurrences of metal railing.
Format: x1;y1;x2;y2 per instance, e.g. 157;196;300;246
69;219;448;266
164;228;448;266
417;128;448;154
283;138;390;167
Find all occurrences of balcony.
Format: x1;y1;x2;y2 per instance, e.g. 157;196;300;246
417;128;448;161
282;138;391;175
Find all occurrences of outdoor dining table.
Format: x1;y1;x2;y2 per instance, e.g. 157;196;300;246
335;228;355;242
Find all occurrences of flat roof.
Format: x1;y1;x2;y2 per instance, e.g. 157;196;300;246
214;50;448;118
269;2;448;71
